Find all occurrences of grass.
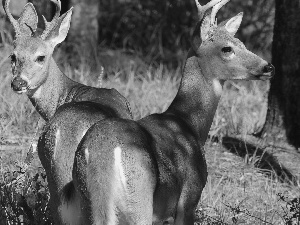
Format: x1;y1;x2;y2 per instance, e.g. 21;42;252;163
200;142;300;224
0;40;299;224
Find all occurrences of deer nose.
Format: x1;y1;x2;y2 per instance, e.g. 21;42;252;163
262;63;275;74
11;77;28;92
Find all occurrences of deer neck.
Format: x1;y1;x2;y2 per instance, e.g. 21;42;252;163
28;58;80;121
167;53;223;145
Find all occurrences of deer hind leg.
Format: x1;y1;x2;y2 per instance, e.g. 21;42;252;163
173;185;201;225
91;146;155;225
59;181;84;225
120;148;157;225
123;175;154;225
46;175;76;225
72;143;120;225
38;128;66;225
48;194;64;225
173;200;196;225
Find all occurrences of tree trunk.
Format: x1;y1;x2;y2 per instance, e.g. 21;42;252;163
68;0;99;44
261;0;300;148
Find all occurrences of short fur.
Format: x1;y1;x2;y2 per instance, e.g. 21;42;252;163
4;0;133;224
71;1;274;224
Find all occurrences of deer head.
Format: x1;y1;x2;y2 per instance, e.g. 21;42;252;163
192;0;274;82
3;0;73;95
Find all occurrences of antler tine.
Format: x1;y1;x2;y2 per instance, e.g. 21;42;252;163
42;15;51;32
210;0;230;26
41;0;61;39
194;0;223;20
2;0;21;36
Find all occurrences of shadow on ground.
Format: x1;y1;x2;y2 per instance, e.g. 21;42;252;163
221;136;298;185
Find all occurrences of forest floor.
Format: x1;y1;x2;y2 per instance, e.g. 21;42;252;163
0;43;300;224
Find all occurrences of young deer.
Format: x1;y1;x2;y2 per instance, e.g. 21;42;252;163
69;0;274;224
3;0;132;224
66;0;275;224
68;0;274;225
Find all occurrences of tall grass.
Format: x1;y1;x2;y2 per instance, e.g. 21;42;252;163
0;42;299;224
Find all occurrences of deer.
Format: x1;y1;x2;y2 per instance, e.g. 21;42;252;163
62;0;275;224
3;0;133;224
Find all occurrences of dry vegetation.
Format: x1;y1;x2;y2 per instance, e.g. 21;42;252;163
0;35;299;224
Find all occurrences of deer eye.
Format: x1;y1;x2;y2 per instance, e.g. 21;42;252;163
36;56;45;63
221;47;233;53
221;46;235;59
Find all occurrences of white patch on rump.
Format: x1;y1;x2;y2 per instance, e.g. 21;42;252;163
114;146;127;189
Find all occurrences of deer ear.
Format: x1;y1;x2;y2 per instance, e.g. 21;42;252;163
18;3;38;36
46;8;73;47
224;12;243;36
200;15;211;42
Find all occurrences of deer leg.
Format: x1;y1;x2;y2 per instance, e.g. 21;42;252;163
125;182;154;225
173;186;200;225
173;203;195;225
174;209;195;225
121;150;156;225
38;126;75;225
48;187;64;225
124;188;154;224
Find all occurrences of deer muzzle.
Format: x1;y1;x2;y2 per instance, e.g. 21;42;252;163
255;63;274;80
263;63;274;74
261;63;275;79
11;77;29;93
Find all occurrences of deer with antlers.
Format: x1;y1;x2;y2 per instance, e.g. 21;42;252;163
3;0;132;224
62;0;274;224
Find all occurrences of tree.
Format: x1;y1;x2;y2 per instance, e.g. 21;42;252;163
261;0;300;148
68;0;99;44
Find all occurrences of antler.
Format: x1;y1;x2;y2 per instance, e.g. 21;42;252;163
194;0;222;20
2;0;21;36
210;0;230;26
40;0;61;39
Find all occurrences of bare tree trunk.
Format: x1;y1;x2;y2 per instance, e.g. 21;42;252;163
68;0;99;44
261;0;300;148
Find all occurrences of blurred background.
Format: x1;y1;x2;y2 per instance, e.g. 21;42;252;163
0;0;275;66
